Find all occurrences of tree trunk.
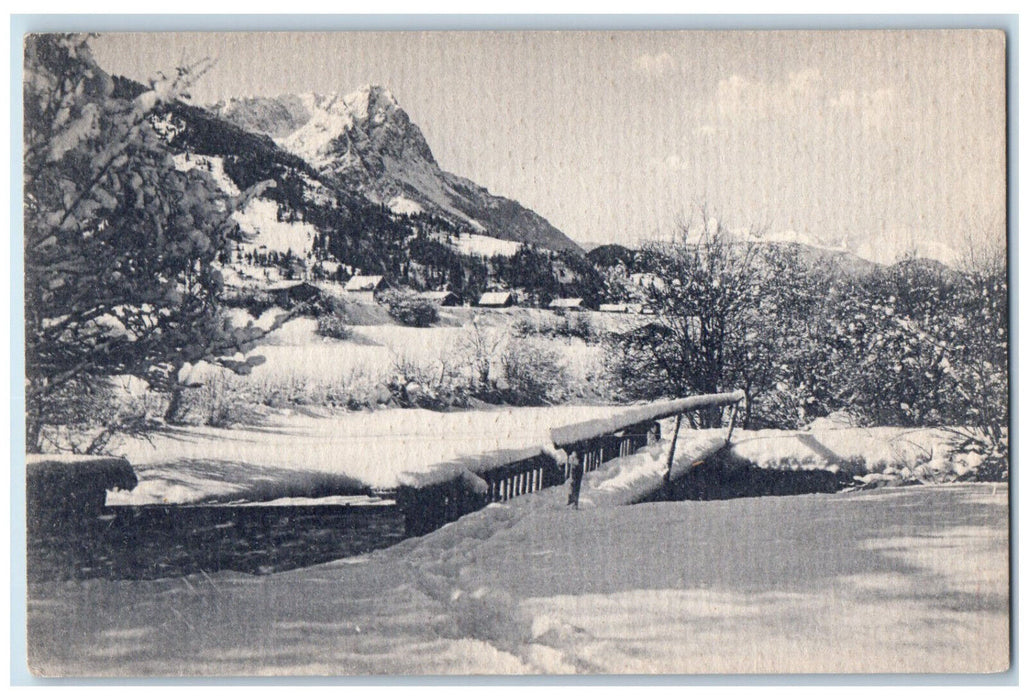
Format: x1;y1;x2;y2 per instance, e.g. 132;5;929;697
25;416;43;454
25;385;45;453
164;385;186;425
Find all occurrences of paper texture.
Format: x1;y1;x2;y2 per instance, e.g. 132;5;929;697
23;29;1009;676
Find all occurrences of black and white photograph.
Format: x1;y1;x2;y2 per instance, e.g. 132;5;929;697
21;27;1010;676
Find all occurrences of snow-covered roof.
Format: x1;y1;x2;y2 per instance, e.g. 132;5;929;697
599;303;629;313
344;275;385;292
549;297;584;309
477;291;514;306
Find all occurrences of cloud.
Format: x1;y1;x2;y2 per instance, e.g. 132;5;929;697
830;87;897;131
848;225;960;266
634;52;676;76
714;69;824;121
648;154;690;172
708;68;899;134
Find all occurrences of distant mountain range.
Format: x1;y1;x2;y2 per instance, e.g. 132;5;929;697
210;86;581;253
111;73;951;308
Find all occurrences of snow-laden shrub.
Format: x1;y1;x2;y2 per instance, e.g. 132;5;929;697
315;314;353;340
512;313;598;343
171;375;264;428
386;351;472;409
500;338;569;405
38;377;165;454
380;290;439;327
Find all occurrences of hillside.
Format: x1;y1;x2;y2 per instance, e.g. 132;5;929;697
108;77;600;304
212;87;583;254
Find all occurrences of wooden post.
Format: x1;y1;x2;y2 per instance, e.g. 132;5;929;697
663;412;684;491
725;401;740;444
567;449;585;508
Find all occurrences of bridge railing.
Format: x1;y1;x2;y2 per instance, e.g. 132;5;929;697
555;390;745;508
394;390;746;534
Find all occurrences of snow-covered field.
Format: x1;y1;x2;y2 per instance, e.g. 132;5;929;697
432;232;523;258
188;310;609;403
232;198;318;256
28;479;1009;675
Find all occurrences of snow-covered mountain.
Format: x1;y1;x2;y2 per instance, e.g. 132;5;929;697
211;85;582;253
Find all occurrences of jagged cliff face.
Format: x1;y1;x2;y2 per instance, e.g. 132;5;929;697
211;86;582;253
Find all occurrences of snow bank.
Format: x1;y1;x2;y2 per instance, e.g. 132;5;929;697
727;426;973;476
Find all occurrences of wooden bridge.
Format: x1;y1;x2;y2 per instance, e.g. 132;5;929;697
396;390;745;535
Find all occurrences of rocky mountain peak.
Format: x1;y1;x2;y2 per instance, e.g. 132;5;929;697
209;86;581;253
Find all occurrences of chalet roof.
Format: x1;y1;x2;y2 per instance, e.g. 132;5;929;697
344;275;385;292
549;297;584;309
599;303;629;313
477;291;514;306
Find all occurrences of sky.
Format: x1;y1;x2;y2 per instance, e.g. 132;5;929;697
90;30;1007;264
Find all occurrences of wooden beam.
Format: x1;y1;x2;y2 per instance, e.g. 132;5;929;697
663;413;684;488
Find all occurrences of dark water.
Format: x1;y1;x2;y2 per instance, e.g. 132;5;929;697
27;503;406;583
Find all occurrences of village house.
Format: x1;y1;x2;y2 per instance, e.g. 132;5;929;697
548;297;586;311
264;280;321;308
476;291;516;308
343;274;387;301
417;290;461;307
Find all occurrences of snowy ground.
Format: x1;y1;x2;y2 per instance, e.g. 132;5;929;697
429;232;523;258
27;479;1008;676
727;425;984;478
191;311;609;401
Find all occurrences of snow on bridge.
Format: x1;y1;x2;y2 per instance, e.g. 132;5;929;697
107;393;745;513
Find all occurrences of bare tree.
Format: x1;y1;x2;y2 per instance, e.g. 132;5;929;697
611;210;804;428
458;314;507;390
